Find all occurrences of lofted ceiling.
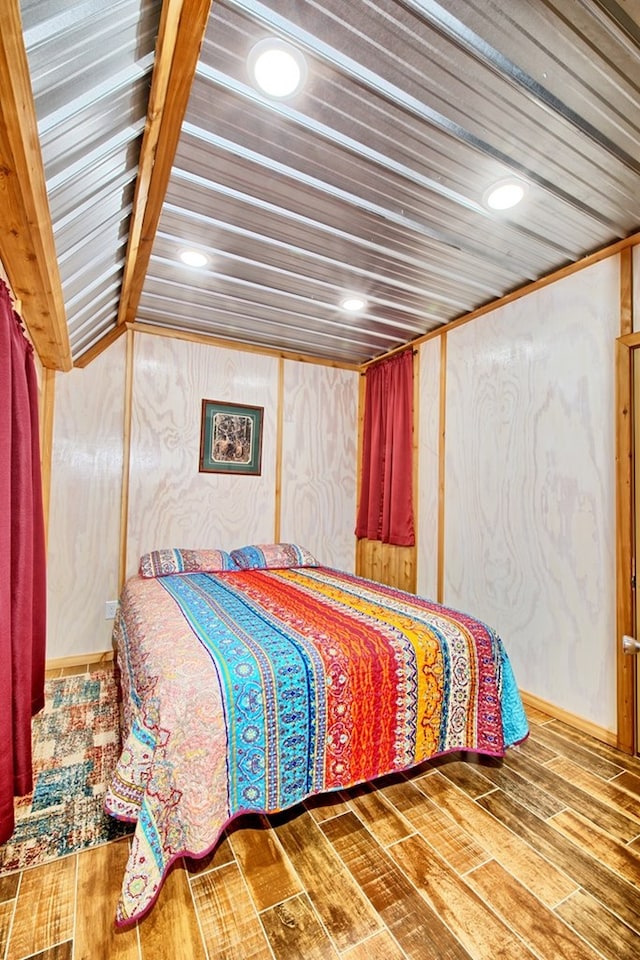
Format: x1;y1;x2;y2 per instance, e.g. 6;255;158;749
2;0;640;371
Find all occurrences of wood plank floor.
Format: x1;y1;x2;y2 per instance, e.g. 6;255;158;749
1;675;640;959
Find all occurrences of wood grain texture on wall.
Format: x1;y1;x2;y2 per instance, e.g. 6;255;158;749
280;361;358;571
416;337;441;601
126;333;279;574
444;257;619;733
47;337;126;658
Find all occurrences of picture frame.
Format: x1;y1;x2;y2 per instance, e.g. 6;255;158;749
199;399;264;475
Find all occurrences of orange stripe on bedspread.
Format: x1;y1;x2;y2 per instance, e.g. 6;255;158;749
279;568;451;761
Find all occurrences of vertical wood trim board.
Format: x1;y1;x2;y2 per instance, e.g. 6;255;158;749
40;367;55;546
274;357;284;543
355;371;366;575
437;333;447;605
118;329;135;593
620;248;633;337
616;246;635;753
412;346;420;590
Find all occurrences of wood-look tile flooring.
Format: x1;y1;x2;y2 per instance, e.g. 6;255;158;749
1;669;640;959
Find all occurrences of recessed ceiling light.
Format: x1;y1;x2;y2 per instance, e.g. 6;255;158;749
248;38;307;99
483;178;527;211
179;249;208;268
340;296;366;312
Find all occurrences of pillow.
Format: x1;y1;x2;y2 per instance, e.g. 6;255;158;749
230;543;319;570
139;548;238;578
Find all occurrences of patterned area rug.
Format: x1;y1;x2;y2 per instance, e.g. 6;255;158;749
0;669;133;876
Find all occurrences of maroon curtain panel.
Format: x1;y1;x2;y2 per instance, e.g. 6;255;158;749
355;348;415;546
0;280;46;844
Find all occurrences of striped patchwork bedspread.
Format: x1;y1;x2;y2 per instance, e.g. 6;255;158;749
105;566;528;926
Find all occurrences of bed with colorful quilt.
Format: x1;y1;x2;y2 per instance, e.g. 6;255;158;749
105;543;529;926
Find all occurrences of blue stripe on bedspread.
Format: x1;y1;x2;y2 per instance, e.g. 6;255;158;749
159;573;322;811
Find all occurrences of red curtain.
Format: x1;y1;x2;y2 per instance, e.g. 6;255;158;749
355;349;415;546
0;280;46;844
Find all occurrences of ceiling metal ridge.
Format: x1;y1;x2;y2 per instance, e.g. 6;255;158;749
46;120;145;194
180;125;492;260
223;0;621;228
161;198;500;299
145;260;422;339
137;304;401;353
152;237;457;326
172;149;536;279
194;64;486;215
21;0;140;45
156;219;474;312
404;0;640;173
54;186;134;236
128;319;363;369
36;53;155;135
65;274;121;313
582;0;640;51
192;69;589;262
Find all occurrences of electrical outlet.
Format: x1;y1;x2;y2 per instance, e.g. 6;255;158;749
105;600;118;620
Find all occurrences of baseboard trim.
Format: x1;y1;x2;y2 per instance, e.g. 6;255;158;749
46;650;114;670
520;689;618;748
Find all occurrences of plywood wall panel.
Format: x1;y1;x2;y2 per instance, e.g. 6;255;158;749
126;334;279;574
280;361;358;571
416;339;441;600
444;257;619;732
47;337;126;658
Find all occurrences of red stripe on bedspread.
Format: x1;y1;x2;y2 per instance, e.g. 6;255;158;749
223;570;406;786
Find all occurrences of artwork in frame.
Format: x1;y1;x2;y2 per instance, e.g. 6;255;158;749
199;399;264;475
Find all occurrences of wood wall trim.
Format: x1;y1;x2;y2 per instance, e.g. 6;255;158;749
117;0;213;328
616;244;636;754
355;372;366;574
412;345;420;588
274;357;284;542
0;1;71;371
620;248;633;337
40;367;55;548
437;333;447;604
118;329;135;592
615;336;636;754
519;690;618;748
129;321;360;371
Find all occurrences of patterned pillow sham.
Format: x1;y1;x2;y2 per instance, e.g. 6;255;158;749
139;548;238;578
230;543;319;570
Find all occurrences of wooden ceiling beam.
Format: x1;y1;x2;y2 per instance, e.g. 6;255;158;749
0;0;72;371
117;0;213;328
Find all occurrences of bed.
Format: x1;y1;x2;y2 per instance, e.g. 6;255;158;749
105;543;529;927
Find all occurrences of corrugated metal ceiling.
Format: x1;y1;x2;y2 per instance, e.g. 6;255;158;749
16;0;640;367
18;0;162;359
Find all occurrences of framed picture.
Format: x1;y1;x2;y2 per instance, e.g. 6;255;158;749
199;399;264;475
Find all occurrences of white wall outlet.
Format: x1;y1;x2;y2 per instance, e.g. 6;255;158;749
105;600;118;620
